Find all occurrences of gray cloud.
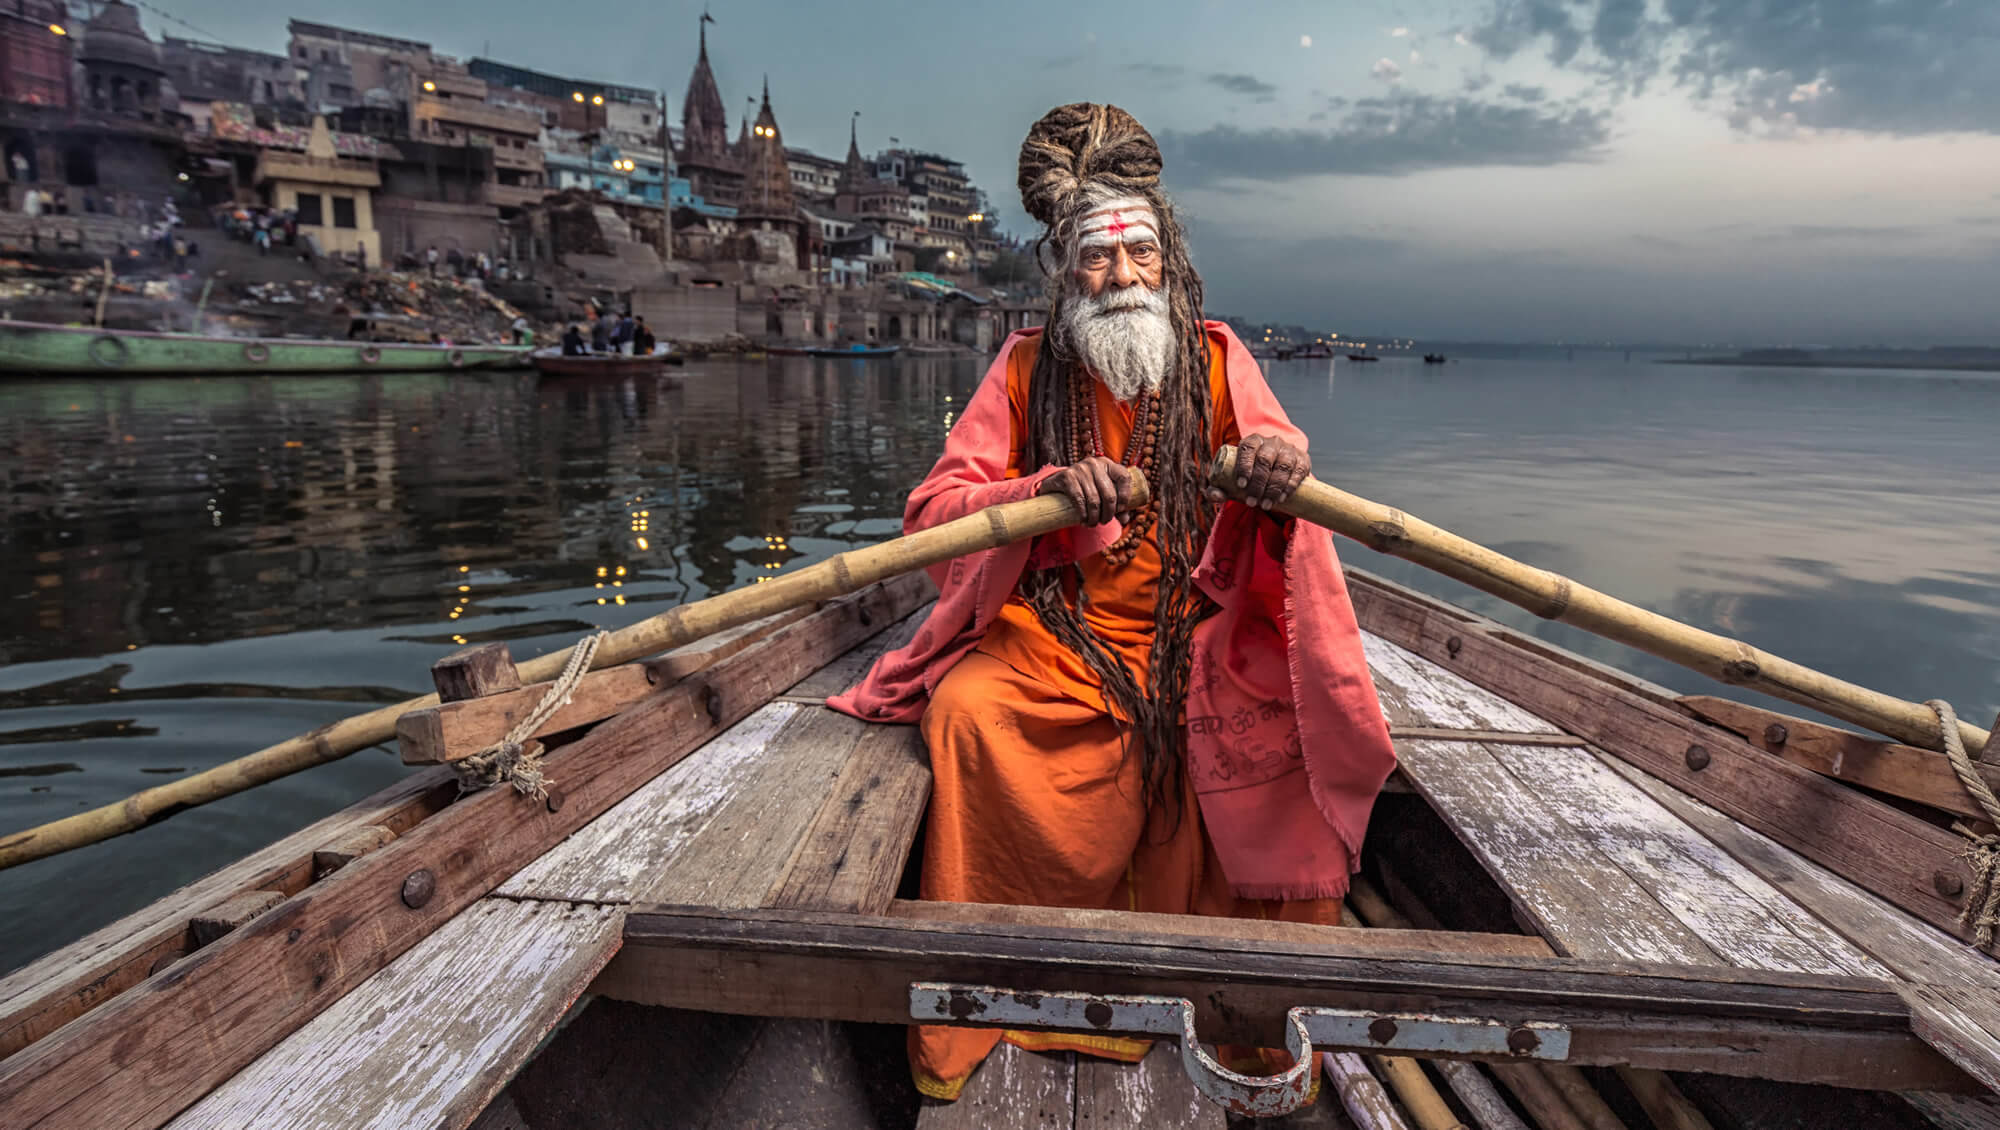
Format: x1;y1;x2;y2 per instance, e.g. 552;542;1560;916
1121;62;1189;80
1208;72;1279;101
1161;91;1611;183
1463;0;2000;134
1749;224;1927;243
1502;83;1547;102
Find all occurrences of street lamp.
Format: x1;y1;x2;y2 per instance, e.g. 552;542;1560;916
572;91;585;103
48;23;66;35
592;94;605;106
422;80;437;92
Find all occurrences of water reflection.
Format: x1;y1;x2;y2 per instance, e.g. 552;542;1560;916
1;352;1997;974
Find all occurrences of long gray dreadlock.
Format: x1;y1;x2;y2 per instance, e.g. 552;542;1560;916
1015;102;1217;833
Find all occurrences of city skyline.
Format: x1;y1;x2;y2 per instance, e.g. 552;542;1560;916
117;0;2000;345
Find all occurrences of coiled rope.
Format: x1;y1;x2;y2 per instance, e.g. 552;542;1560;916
454;632;606;800
1930;698;2000;948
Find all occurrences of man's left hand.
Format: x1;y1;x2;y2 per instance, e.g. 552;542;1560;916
1206;433;1310;511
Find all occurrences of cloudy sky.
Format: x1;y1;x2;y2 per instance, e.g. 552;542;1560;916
144;0;2000;344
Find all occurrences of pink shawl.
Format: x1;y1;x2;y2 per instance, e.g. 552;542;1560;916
828;322;1396;899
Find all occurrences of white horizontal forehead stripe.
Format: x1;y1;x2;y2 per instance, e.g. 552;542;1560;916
1077;223;1158;249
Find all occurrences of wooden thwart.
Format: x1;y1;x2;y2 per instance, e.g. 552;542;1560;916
602;905;1973;1091
0;577;931;1130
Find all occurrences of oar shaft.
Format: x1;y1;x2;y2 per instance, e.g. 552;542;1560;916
0;474;1146;872
1210;446;1989;755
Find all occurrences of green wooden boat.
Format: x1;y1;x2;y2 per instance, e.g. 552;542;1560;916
0;320;531;375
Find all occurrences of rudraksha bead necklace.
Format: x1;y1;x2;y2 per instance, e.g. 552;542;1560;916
1064;372;1160;566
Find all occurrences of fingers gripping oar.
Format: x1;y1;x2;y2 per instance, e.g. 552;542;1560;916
1209;445;1991;757
0;472;1149;873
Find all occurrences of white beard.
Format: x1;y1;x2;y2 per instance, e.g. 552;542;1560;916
1063;284;1174;403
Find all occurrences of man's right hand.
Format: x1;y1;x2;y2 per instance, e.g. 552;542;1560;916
1039;457;1134;526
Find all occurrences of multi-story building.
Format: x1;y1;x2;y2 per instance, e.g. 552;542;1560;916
287;20;431;112
161;37;304;127
1;2;73;111
408;58;545;210
786;147;842;204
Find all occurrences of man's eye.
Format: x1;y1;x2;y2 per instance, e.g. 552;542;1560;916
1131;244;1159;260
1083;251;1109;266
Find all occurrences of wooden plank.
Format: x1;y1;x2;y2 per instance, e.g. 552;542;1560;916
311;825;394;880
917;1040;1075;1129
431;642;522;702
398;614;780;765
187;891;287;950
603;905;1971;1091
639;707;871;909
398;608;813;764
1392;738;1723;965
784;606;927;700
1075;1041;1221;1129
766;724;931;914
165;900;621;1130
1349;581;1978;943
1389;726;1585;747
0;769;457;1062
1906;985;2000;1099
1477;741;1890;978
1679;695;2000;822
0;576;931;1130
888;900;1555;960
1361;632;1562;735
494;703;803;905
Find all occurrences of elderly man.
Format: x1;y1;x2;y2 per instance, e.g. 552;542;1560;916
832;103;1396;1101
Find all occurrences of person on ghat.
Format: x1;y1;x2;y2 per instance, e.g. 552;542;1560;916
830;103;1396;1101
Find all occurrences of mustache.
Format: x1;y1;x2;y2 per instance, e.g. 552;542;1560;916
1079;287;1166;315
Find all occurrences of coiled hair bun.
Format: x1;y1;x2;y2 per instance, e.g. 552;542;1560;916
1017;103;1163;228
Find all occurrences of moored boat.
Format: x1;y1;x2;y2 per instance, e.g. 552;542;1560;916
0;319;530;375
1344;352;1380;362
531;349;683;378
805;343;902;358
1424;353;1448;363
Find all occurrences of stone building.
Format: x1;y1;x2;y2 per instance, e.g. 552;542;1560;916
287;20;431;112
160;37;303;133
733;78;800;269
1;2;73;111
256;115;381;265
675;16;740;210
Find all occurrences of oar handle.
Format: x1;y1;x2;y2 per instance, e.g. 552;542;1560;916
1209;445;1991;756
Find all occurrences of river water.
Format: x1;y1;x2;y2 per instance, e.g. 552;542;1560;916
2;352;1996;972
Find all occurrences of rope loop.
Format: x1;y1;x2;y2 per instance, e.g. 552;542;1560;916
1929;699;2000;949
454;632;607;801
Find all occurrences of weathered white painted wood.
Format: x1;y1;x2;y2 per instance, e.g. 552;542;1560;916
167;898;621;1130
1074;1042;1222;1129
1394;738;1721;964
917;1040;1076;1129
1481;742;1889;977
1361;632;1561;735
495;702;801;903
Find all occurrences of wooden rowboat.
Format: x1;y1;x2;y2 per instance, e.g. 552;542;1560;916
806;343;903;358
5;567;2000;1129
0;320;531;375
530;350;683;378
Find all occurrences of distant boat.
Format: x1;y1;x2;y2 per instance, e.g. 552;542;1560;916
1423;354;1448;364
533;349;683;377
0;320;530;375
1345;353;1380;362
805;343;902;358
1296;344;1333;359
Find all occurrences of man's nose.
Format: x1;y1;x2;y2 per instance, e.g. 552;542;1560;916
1108;246;1140;287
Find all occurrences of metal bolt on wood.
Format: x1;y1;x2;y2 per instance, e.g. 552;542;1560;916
1684;744;1711;771
400;868;436;909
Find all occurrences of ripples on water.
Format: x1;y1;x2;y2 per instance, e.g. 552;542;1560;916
2;353;1996;970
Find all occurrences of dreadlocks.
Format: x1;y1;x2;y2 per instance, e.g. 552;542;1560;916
1014;102;1216;833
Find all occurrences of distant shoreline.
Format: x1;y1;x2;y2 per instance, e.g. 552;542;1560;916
1662;356;2000;373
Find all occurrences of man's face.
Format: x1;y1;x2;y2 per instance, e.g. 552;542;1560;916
1073;199;1164;297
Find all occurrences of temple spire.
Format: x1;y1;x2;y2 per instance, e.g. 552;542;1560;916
698;8;713;60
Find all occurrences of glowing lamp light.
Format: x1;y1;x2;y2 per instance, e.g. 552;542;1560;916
422;80;437;92
592;94;605;106
49;23;67;35
572;91;585;102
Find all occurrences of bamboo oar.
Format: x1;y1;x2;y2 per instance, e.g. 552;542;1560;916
1210;446;1990;756
0;473;1147;872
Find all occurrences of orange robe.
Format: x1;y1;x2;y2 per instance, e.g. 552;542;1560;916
911;337;1344;1100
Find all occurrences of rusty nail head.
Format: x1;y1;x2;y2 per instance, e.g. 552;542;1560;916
1685;744;1711;771
544;785;566;814
1764;722;1789;746
1936;870;1966;899
704;685;723;725
1507;1027;1542;1055
1446;636;1463;658
1367;1017;1398;1045
401;868;436;909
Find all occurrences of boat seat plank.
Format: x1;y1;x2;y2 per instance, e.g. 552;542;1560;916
1360;632;1562;735
165;899;621;1130
766;722;931;914
494;702;803;904
1393;737;1725;965
783;607;928;701
917;1041;1076;1129
1075;1042;1224;1129
1478;739;1891;978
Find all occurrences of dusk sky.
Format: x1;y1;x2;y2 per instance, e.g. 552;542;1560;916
140;0;2000;345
